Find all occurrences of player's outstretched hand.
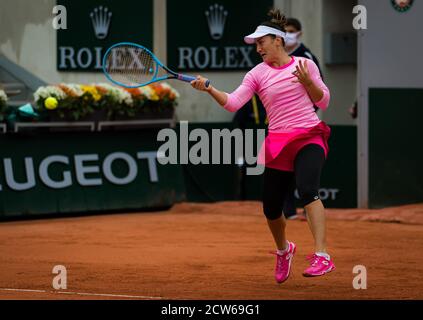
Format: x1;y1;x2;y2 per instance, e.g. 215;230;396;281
292;59;313;87
191;76;212;92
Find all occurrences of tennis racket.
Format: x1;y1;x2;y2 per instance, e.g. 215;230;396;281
102;42;210;88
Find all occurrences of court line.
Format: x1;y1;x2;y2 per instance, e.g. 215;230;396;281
57;291;163;299
0;288;47;293
0;288;164;299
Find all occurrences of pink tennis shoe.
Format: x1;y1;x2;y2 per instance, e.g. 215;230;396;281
303;253;336;277
270;241;296;283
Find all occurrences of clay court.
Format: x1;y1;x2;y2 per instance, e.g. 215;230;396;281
0;201;422;300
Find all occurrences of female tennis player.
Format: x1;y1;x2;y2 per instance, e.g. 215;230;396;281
191;9;335;283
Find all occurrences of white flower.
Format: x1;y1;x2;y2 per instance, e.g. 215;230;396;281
171;87;180;99
34;85;66;102
0;90;7;111
96;83;133;106
0;90;7;103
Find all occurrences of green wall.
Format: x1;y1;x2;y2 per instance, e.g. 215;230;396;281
0;129;185;218
0;122;359;219
241;125;357;208
369;88;423;208
180;123;357;208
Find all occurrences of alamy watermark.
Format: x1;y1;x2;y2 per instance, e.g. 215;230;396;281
353;265;367;290
353;5;367;30
52;265;67;290
157;121;265;175
52;5;67;30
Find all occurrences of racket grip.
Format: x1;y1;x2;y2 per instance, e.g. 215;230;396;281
178;74;210;88
178;74;196;83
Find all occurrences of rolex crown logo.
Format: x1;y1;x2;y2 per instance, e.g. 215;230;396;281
205;4;228;40
90;6;112;40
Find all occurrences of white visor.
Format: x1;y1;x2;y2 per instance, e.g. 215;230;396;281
244;25;286;44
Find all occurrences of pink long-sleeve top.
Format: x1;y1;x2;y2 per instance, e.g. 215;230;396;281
223;56;329;131
223;56;331;171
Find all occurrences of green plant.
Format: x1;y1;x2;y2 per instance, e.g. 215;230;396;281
33;82;180;121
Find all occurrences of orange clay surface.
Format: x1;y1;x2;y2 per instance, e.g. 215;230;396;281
0;201;422;300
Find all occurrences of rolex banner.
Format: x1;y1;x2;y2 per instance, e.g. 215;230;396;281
0;130;185;218
167;0;274;71
56;0;153;71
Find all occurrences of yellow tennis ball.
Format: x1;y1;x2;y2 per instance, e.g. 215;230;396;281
44;97;58;110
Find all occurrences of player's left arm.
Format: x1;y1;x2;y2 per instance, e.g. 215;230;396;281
292;58;330;110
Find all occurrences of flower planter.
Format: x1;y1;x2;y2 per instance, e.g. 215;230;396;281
33;83;180;132
101;107;175;131
112;107;175;121
47;109;108;122
47;109;108;132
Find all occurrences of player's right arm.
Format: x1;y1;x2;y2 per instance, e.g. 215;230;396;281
191;73;256;112
190;76;228;106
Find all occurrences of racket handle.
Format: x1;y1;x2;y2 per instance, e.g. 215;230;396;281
178;74;196;83
178;74;210;88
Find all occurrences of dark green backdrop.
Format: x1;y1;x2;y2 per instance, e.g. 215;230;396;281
0;123;358;219
167;0;273;71
180;123;357;208
369;88;423;208
0;129;184;217
57;0;153;71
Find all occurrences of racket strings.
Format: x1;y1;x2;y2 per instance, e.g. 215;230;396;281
105;45;156;87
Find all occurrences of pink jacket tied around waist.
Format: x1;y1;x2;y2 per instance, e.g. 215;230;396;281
223;56;331;170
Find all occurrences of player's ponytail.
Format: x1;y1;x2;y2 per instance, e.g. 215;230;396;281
258;8;287;46
261;8;287;32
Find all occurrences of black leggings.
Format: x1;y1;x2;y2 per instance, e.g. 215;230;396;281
262;144;325;220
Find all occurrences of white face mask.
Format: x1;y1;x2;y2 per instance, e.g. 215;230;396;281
284;32;300;47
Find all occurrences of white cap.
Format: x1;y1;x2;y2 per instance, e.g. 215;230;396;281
244;25;286;44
